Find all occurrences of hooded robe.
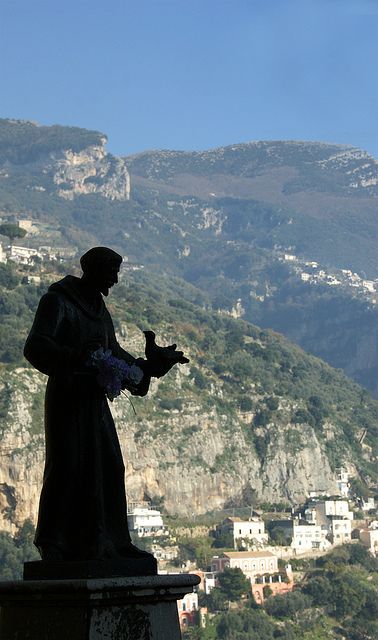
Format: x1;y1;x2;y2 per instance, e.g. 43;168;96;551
24;275;148;560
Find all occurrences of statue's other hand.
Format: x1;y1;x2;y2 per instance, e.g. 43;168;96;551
143;330;189;378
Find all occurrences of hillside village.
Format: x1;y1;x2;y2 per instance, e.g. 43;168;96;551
127;467;377;632
280;252;378;303
2;212;378;309
0;214;377;636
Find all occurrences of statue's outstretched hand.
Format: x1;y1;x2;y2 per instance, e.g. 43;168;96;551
143;330;189;378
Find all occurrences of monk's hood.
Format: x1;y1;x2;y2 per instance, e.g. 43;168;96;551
48;275;107;320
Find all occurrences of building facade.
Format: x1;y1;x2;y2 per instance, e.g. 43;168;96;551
211;551;278;583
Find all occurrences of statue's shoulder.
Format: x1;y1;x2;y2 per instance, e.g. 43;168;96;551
47;276;82;305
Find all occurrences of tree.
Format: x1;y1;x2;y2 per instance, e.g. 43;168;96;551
0;223;26;243
216;609;275;640
0;263;19;289
302;576;333;606
331;573;367;619
0;532;23;580
269;527;291;546
14;518;38;562
212;531;234;549
265;591;312;621
263;585;273;599
217;567;251;601
204;587;228;613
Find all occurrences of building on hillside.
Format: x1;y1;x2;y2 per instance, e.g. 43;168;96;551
211;551;278;583
314;498;354;523
303;498;353;545
326;516;352;544
359;524;378;556
215;517;268;549
192;570;216;595
360;497;375;512
0;243;6;263
177;591;198;630
8;245;42;265
291;520;330;551
17;219;34;232
252;564;294;604
150;544;178;566
127;506;165;537
336;468;350;497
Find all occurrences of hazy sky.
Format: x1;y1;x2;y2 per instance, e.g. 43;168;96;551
1;0;378;157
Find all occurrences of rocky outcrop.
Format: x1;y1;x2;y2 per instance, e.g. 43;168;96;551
0;361;339;533
52;144;130;201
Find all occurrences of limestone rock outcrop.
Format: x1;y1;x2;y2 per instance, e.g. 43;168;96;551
52;144;130;201
0;363;338;533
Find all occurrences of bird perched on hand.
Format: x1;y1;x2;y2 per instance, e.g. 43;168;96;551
143;330;189;378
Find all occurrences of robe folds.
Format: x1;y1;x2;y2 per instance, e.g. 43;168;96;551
24;275;147;560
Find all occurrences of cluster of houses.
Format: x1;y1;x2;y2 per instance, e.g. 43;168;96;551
0;215;77;269
0;242;77;267
127;485;377;631
281;252;378;300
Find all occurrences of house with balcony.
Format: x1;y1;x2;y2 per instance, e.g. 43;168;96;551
211;551;278;583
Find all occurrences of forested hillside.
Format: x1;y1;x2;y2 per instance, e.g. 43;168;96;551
0;119;377;395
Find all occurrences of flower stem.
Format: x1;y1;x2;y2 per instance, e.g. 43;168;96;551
121;390;137;415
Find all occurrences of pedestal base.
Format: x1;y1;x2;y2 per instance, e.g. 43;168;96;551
0;573;200;639
24;555;157;580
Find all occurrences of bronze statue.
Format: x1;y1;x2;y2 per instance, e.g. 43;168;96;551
24;247;188;563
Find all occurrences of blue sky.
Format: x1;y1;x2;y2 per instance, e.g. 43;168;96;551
1;0;378;157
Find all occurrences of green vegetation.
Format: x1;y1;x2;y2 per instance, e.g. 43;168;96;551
0;258;377;488
0;119;103;163
185;544;378;640
0;223;26;242
0;520;38;579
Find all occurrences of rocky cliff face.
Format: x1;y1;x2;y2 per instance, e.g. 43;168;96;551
0;123;130;202
52;144;130;201
0;357;338;534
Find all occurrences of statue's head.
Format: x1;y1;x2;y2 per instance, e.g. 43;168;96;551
80;247;123;296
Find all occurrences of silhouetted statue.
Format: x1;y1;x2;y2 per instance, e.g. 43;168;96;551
24;247;188;564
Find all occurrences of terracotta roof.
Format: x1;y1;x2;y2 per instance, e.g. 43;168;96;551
223;551;276;559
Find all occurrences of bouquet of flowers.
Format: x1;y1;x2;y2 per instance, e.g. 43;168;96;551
88;347;143;402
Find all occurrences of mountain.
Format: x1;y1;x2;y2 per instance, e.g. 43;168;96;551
0;118;377;398
0;264;377;533
126;140;378;275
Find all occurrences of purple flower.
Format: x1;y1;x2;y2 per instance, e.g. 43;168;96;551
88;348;143;401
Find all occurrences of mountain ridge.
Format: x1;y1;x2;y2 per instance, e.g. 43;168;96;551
0;118;378;397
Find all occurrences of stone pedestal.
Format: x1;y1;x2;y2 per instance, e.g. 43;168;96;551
0;573;200;639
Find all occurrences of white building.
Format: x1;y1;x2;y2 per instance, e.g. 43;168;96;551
314;499;353;524
0;243;6;263
215;517;268;549
359;523;378;556
211;551;278;583
336;468;350;498
362;280;376;293
8;245;42;265
291;521;330;551
127;507;165;537
304;498;353;546
327;517;352;545
361;497;375;512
